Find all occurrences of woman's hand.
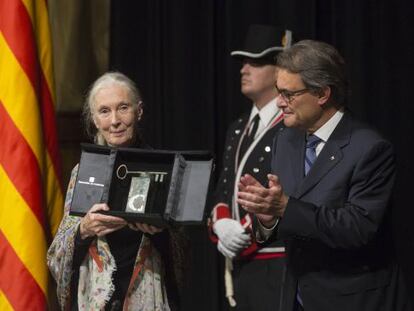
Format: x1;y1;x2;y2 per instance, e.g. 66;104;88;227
79;203;127;239
128;222;163;235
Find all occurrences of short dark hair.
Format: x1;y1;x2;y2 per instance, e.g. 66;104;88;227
276;40;348;106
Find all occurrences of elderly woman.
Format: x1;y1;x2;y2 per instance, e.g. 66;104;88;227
47;72;186;311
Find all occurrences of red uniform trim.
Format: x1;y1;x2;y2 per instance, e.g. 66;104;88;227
245;252;286;260
212;204;231;221
208;204;231;243
270;111;284;127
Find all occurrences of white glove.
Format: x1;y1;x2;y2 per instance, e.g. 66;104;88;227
213;218;251;258
217;240;237;259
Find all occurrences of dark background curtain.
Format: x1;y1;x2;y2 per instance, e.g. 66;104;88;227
110;1;414;310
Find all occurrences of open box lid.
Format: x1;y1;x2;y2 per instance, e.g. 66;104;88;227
70;144;112;215
165;151;214;224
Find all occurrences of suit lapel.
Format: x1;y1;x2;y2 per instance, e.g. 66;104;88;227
295;112;353;198
278;129;306;195
289;131;306;191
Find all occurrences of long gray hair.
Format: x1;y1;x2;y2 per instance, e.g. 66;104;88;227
82;72;143;145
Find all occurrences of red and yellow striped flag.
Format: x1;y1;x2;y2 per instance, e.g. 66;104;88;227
0;0;64;309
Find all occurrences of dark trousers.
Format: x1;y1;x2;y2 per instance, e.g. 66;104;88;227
231;257;287;311
293;301;304;311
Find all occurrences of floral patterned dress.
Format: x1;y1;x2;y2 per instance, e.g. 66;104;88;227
47;165;172;310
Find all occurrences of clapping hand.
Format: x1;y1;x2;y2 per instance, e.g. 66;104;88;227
237;174;289;227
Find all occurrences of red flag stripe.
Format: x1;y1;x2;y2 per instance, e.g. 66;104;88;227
0;0;38;95
0;231;46;311
0;0;62;189
39;76;63;193
40;71;63;186
0;102;46;230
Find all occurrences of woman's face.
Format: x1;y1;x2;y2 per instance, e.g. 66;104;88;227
92;84;141;147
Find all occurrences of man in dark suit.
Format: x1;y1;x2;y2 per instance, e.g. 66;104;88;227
237;40;411;311
209;25;294;310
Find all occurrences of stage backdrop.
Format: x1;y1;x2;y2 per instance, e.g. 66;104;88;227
110;1;414;310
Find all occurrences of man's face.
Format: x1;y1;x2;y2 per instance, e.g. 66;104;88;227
240;59;276;101
276;69;324;132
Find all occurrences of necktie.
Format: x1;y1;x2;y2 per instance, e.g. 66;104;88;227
238;114;260;164
304;134;321;175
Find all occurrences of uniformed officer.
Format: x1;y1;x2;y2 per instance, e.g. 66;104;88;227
209;25;295;310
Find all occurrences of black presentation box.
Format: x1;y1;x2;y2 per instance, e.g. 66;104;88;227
69;144;214;227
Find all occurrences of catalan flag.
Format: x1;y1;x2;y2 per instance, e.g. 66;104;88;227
0;0;63;309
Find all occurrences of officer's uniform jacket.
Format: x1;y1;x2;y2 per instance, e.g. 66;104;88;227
211;100;285;255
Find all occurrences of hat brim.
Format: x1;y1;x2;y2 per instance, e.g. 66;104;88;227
230;46;285;59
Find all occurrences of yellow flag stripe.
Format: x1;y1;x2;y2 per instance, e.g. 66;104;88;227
0;290;13;311
44;154;64;237
0;166;47;294
21;0;56;103
0;32;43;166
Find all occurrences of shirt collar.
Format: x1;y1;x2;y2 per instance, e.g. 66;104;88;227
249;98;279;126
313;109;344;142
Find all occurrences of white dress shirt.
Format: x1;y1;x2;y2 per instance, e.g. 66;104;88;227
312;109;344;155
248;98;279;139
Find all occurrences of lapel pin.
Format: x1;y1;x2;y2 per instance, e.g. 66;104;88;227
330;155;335;161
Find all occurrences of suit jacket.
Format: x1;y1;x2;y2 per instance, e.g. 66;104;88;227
272;112;410;311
